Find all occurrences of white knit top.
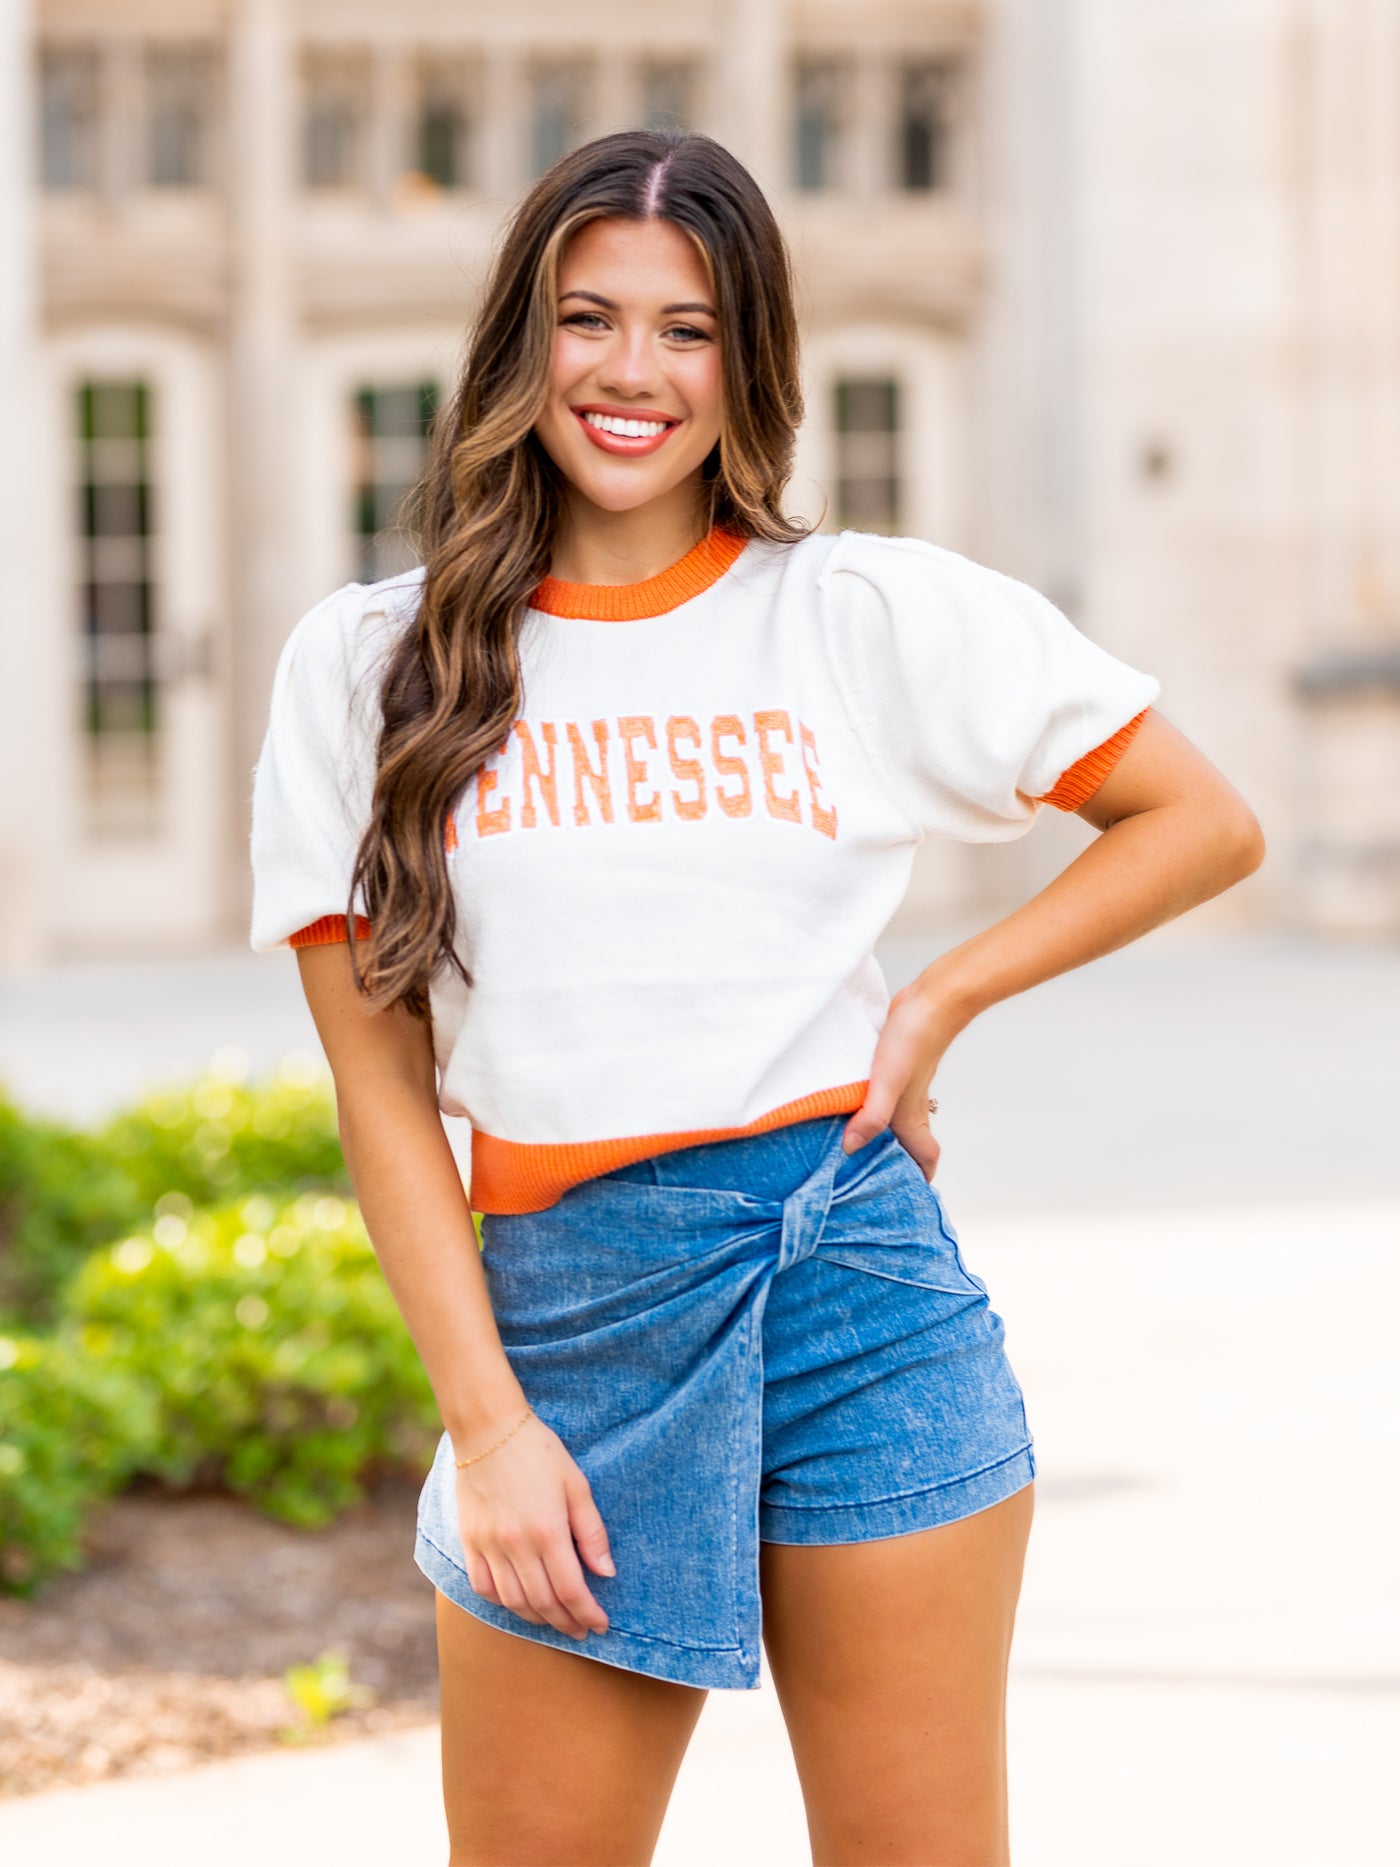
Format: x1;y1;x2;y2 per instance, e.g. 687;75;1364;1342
249;526;1159;1212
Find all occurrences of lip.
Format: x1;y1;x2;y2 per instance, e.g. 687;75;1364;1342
571;404;683;458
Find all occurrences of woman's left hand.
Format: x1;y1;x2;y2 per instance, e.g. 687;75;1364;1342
840;970;971;1179
839;713;1267;1183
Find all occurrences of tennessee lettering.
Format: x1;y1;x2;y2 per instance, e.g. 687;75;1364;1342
467;709;838;841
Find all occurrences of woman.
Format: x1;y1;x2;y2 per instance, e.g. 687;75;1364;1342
250;130;1263;1866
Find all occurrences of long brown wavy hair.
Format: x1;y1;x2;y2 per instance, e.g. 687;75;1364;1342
345;129;813;1020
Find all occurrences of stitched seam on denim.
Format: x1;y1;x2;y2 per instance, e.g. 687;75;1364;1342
582;1616;742;1654
415;1529;744;1654
584;1179;769;1205
758;1440;1035;1511
1004;1363;1035;1450
814;1254;985;1298
925;1194;962;1254
926;1201;985;1287
732;1298;764;1657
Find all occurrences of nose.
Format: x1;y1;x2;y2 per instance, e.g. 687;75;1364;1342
598;319;658;400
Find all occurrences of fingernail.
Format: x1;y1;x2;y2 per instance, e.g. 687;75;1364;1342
600;1556;616;1575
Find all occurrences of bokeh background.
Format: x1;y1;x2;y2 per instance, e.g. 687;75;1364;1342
0;3;1397;1864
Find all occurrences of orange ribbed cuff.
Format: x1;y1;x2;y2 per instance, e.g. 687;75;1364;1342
288;913;371;947
530;527;747;620
1037;708;1151;812
469;1079;872;1215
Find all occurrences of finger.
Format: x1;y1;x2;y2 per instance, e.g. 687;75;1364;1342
462;1549;502;1606
892;1115;941;1181
892;1083;942;1177
490;1554;546;1625
514;1553;590;1639
564;1468;617;1578
842;1021;924;1153
842;1095;892;1155
543;1531;610;1635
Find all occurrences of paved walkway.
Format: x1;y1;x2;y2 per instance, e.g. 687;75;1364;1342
1;932;1397;1861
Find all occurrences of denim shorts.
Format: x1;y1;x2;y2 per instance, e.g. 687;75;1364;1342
413;1112;1035;1691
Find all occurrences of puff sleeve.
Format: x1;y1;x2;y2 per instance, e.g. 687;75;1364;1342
817;530;1161;843
248;581;388;952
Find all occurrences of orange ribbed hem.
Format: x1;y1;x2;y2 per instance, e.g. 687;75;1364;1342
288;913;371;947
1037;708;1151;812
530;527;748;620
468;1079;872;1214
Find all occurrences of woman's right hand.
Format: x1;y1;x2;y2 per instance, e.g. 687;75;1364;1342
453;1410;616;1640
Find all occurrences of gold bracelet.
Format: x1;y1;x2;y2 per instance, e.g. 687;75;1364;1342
453;1404;535;1470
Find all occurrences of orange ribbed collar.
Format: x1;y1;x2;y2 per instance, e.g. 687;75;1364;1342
530;526;747;621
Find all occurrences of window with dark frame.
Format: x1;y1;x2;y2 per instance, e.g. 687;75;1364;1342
350;382;442;584
834;378;901;534
794;59;844;192
897;61;955;192
39;45;102;191
529;62;588;179
417;97;466;190
416;69;470;191
304;54;368;189
76;380;161;837
145;43;218;188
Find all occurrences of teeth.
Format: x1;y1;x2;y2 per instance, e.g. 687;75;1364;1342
583;412;671;438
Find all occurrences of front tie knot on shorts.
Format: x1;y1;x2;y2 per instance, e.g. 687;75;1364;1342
414;1112;1035;1691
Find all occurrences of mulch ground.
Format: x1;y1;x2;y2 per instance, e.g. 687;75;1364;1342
0;1475;441;1799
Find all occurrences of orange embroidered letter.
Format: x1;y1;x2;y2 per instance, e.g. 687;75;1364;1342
567;719;613;826
475;750;511;837
711;715;752;818
753;709;801;824
799;721;838;840
665;715;708;821
618;715;662;823
514;720;560;829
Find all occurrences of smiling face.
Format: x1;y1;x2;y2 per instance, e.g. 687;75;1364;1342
533;215;724;521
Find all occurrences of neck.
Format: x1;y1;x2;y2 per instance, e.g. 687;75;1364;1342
548;480;713;586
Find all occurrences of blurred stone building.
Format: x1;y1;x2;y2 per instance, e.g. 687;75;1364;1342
1;0;1397;965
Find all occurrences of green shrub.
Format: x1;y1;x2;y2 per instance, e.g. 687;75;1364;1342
0;1057;469;1597
0;1327;159;1597
92;1051;350;1216
61;1187;441;1532
0;1053;350;1329
0;1089;141;1329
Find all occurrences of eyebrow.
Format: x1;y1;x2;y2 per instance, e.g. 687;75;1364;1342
559;289;718;317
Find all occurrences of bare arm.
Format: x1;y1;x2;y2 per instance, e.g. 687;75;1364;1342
295;944;526;1443
295;945;614;1637
841;708;1267;1170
